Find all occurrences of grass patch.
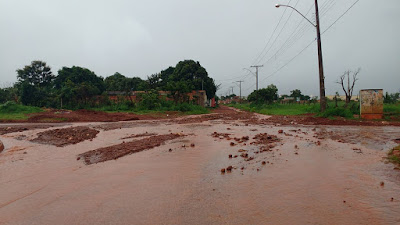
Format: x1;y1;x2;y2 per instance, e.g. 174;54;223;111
316;107;354;119
89;102;210;115
229;101;361;119
384;104;400;113
229;103;319;116
0;101;43;120
388;145;400;164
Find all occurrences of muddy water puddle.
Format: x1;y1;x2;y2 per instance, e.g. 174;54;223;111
1;118;400;224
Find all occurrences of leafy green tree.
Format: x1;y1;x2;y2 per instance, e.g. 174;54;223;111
104;72;127;91
105;72;147;92
166;80;193;103
16;60;55;88
16;61;55;106
55;66;105;107
168;60;217;99
384;92;400;104
0;87;18;104
247;84;278;104
289;89;310;101
55;66;105;92
290;89;303;100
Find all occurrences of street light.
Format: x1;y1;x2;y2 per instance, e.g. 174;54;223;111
275;1;327;112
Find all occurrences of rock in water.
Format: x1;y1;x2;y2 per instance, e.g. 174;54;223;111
0;140;4;153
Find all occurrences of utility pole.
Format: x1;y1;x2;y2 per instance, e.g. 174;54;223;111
234;81;244;103
275;2;326;112
250;65;263;91
315;0;326;112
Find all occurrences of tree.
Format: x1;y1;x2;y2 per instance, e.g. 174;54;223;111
16;60;55;88
55;66;105;107
16;61;55;106
105;72;147;92
168;60;217;99
247;84;278;104
55;66;105;92
0;86;18;104
337;68;360;105
384;92;400;104
290;89;303;101
166;80;193;103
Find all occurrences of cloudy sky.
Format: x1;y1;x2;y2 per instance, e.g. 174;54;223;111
1;0;399;97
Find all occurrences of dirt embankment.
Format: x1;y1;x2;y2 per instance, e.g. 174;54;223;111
26;109;142;123
78;133;183;165
0;125;58;135
32;126;100;147
261;114;400;126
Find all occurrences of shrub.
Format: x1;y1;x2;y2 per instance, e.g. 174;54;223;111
0;101;42;114
318;107;354;118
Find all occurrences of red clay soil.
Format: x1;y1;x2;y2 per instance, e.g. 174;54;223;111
0;124;58;135
170;107;258;124
261;114;400;126
26;109;141;123
78;133;183;165
31;126;100;147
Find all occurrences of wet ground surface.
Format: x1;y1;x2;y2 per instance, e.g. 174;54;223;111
1;106;400;224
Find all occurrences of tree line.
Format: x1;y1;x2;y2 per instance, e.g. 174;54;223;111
0;59;217;109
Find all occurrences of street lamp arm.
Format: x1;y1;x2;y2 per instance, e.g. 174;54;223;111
275;4;316;27
242;68;256;76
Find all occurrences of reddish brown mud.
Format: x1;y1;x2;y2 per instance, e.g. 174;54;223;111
0;124;59;135
78;133;183;164
1;107;400;225
31;126;99;147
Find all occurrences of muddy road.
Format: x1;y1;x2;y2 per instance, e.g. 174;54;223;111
1;107;400;225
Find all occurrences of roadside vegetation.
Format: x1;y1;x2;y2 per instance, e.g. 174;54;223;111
387;145;400;165
0;101;43;120
225;83;399;119
0;60;216;120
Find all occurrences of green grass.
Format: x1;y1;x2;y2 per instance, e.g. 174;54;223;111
388;145;400;164
229;101;361;119
89;102;210;115
384;104;400;113
0;101;43;120
229;103;319;116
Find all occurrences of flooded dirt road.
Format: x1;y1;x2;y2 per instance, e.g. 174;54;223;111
1;107;400;224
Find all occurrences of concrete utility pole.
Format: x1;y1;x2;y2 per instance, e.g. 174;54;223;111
314;0;326;112
234;81;244;103
250;65;263;91
275;1;326;112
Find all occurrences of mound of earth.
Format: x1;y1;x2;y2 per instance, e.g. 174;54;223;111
32;126;99;147
78;133;183;165
0;125;57;135
27;109;140;123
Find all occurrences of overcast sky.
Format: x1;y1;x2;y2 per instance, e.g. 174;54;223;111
1;0;399;97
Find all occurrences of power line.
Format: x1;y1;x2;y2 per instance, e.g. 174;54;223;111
261;0;337;67
250;0;294;65
254;0;300;65
322;0;360;35
257;0;361;85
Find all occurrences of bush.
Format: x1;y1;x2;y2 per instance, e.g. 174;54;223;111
136;90;162;110
318;107;354;118
0;101;42;114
